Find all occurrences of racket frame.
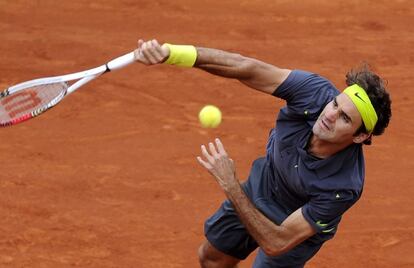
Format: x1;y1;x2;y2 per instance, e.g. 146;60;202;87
0;51;135;126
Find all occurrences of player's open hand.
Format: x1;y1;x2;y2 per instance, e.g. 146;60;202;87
197;138;238;191
134;39;170;65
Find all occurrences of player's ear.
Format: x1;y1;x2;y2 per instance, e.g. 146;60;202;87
353;132;370;144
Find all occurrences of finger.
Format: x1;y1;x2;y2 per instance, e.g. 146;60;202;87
215;138;227;155
150;39;167;62
141;41;158;64
209;142;219;157
133;49;140;61
196;156;212;170
134;39;145;62
229;158;236;170
138;39;144;48
160;43;170;60
201;145;214;163
145;39;164;63
134;48;149;64
136;41;152;65
197;157;224;184
142;41;156;64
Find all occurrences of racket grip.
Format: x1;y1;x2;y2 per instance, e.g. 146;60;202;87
106;51;136;71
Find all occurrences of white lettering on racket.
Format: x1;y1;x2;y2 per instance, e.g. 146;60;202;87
1;90;42;118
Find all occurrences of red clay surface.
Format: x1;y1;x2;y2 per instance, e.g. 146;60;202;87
0;1;413;267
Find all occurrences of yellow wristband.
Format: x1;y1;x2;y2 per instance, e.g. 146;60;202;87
164;43;197;67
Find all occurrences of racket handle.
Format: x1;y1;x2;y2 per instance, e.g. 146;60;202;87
106;51;135;71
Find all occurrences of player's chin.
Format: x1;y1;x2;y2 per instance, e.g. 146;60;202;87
312;123;323;136
313;124;332;140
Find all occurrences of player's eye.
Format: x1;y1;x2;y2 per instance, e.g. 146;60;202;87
333;98;338;108
342;114;350;123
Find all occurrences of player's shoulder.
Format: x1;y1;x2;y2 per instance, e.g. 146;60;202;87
274;69;339;102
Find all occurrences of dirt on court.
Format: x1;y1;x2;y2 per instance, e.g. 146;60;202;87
0;0;413;267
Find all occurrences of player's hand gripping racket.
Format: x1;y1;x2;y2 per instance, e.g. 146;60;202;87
0;51;136;127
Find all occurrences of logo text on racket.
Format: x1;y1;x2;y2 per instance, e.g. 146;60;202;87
1;90;42;118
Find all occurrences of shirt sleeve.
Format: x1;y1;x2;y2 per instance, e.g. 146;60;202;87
273;70;340;119
302;189;360;234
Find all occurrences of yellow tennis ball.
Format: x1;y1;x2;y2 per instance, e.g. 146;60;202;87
198;105;222;128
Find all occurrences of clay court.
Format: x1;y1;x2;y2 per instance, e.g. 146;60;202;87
0;0;413;267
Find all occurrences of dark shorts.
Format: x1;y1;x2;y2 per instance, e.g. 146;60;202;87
204;157;323;267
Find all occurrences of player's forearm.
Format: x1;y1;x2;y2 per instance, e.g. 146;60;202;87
194;47;289;94
224;182;293;256
194;47;253;79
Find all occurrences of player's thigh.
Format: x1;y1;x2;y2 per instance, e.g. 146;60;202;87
204;199;258;260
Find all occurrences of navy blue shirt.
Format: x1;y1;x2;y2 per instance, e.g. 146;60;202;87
266;70;364;239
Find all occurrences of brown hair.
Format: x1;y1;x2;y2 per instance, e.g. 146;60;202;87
347;64;392;145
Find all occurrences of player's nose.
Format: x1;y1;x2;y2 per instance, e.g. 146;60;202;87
325;108;338;123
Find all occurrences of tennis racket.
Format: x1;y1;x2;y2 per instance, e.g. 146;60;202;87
0;51;136;127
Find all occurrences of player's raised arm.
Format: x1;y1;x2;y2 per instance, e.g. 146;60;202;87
197;138;316;256
194;47;290;94
134;39;291;95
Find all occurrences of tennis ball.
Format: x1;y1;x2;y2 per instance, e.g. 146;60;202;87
198;105;222;128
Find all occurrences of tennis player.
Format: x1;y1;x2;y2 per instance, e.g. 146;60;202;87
134;39;392;268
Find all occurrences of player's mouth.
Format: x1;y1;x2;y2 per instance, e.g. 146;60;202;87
319;118;331;131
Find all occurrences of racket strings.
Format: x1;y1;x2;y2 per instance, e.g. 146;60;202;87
0;82;68;124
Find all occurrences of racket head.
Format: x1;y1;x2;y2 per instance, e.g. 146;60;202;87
0;82;68;127
0;50;134;127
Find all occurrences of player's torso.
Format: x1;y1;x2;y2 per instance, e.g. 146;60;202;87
266;112;318;213
266;110;365;216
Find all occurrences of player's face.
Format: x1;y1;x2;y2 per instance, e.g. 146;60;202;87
313;93;363;144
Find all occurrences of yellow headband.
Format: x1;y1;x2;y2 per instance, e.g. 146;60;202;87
343;84;378;133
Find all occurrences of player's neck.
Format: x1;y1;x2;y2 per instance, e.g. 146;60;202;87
307;134;352;159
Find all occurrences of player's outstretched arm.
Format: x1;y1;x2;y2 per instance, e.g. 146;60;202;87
195;47;291;94
134;39;291;95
